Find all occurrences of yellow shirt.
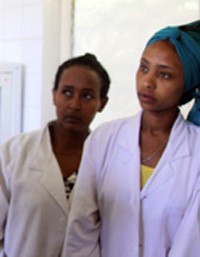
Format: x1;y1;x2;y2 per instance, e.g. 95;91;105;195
141;164;154;189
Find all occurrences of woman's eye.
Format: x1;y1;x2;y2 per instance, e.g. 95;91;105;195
63;90;72;96
84;93;93;100
139;64;148;73
160;72;171;79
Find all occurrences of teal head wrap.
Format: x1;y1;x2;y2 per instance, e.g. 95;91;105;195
146;20;200;126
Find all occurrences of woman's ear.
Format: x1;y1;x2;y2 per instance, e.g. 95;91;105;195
98;96;109;112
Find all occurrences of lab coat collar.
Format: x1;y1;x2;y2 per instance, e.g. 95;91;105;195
117;112;141;158
113;111;189;163
117;113;142;196
30;123;68;216
165;113;190;161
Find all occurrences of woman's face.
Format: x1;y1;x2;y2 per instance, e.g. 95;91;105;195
53;66;107;133
136;41;185;114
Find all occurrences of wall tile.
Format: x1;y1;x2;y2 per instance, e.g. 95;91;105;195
4;40;22;62
21;39;42;73
4;7;22;40
0;42;5;61
22;106;41;132
0;1;4;9
0;9;5;40
23;0;43;4
22;4;43;38
23;72;42;108
0;0;43;135
4;0;23;8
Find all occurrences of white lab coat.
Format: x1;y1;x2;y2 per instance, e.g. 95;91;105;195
63;112;200;257
0;123;69;257
168;175;200;257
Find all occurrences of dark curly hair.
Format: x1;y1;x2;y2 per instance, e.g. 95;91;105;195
53;53;110;98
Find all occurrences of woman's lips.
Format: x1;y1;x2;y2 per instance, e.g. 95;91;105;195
65;115;81;123
138;92;155;104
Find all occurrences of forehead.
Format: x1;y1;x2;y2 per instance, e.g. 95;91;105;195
142;41;183;70
59;66;101;89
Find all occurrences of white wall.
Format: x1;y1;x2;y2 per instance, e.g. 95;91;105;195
41;0;73;126
0;0;43;132
72;0;200;129
0;0;199;137
0;0;72;133
0;63;22;144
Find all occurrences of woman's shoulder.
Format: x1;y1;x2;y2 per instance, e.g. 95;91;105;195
86;113;140;150
2;130;39;147
0;126;47;159
93;113;140;135
182;115;200;136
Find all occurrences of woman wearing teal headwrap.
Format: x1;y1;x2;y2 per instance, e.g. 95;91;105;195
63;20;200;257
147;20;200;125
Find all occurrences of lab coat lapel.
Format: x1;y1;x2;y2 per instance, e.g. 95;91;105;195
30;125;68;216
118;113;141;199
141;113;190;198
118;112;141;160
117;114;141;243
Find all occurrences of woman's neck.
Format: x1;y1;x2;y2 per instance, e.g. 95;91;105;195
141;109;179;133
49;121;89;154
140;109;179;167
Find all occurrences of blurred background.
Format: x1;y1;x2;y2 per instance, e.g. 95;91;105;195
0;0;199;143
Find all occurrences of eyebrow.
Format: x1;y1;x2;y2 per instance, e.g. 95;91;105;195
141;57;174;70
63;84;74;88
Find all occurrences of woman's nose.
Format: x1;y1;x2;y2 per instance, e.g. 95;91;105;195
143;74;156;89
69;95;81;110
